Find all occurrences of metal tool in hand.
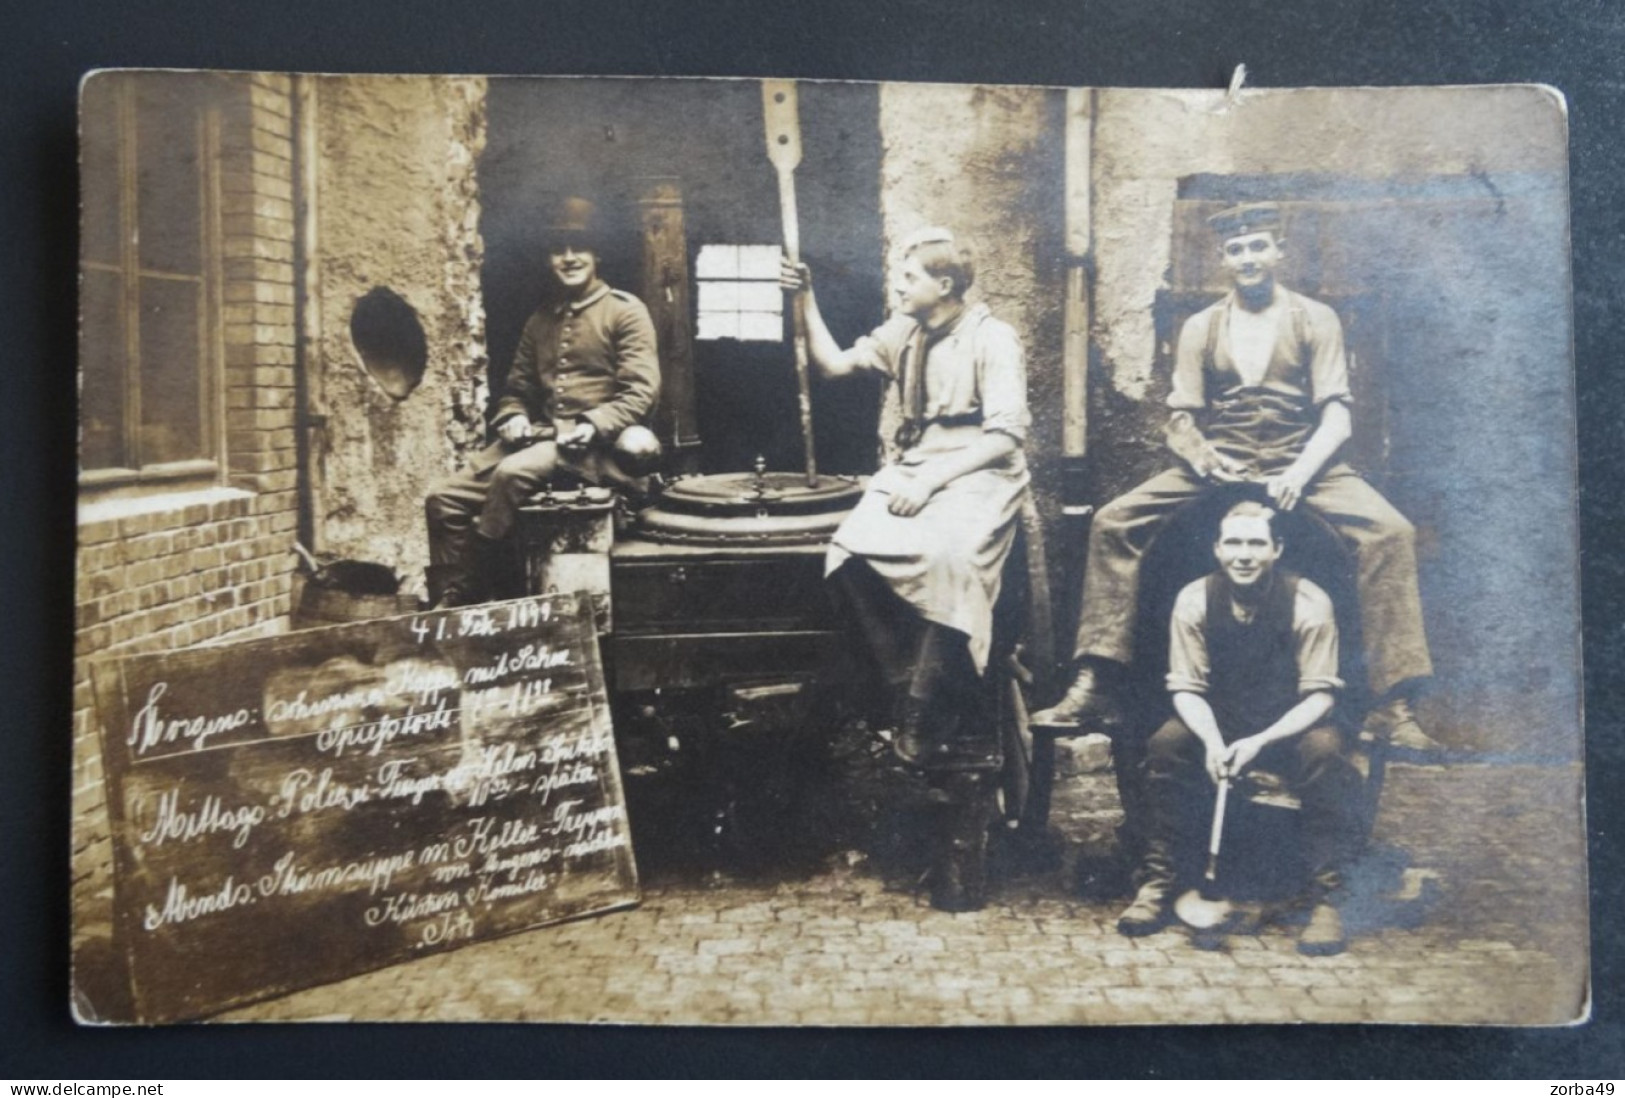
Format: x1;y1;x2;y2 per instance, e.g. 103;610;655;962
1174;775;1237;930
762;79;818;489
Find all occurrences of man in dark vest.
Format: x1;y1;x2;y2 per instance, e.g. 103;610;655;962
1118;499;1361;955
1034;202;1433;751
424;196;662;607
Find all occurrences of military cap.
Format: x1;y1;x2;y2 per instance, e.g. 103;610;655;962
1208;202;1283;238
545;195;599;247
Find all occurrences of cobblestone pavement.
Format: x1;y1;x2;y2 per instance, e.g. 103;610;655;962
220;761;1587;1026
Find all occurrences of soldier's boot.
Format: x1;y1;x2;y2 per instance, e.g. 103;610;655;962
1298;869;1348;956
929;771;997;913
1030;661;1126;728
440;533;506;609
423;564;458;611
1116;846;1177;937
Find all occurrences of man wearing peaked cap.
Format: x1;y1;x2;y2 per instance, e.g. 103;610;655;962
1205;201;1282;238
423;195;662;608
1036;200;1435;758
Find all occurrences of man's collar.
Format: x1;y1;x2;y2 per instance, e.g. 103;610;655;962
919;300;985;338
1218;567;1278;617
1226;283;1284;314
558;281;611;313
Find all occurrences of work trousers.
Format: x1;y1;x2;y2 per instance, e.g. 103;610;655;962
829;561;1000;773
1071;463;1432;697
1143;715;1361;885
424;442;564;578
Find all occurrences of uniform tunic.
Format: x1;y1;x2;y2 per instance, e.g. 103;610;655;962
481;281;661;487
1071;284;1432;697
826;303;1032;675
426;282;659;572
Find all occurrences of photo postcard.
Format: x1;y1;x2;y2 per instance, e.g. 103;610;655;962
71;70;1585;1025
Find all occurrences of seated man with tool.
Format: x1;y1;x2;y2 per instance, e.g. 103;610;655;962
1121;498;1361;954
424;196;662;608
782;228;1033;911
1034;202;1433;750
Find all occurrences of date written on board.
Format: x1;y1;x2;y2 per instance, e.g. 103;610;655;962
409;599;554;645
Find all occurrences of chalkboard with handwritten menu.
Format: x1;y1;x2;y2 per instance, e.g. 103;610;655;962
91;592;637;1023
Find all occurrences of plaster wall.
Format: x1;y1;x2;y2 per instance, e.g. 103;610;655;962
876;82;1069;529
310;75;490;581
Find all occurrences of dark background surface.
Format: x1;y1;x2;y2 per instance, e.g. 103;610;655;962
3;0;1621;1079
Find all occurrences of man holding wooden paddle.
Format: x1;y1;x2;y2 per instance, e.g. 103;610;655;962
780;229;1033;911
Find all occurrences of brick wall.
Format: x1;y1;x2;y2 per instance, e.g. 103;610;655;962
72;72;302;942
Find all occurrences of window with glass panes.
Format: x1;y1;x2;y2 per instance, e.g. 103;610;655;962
79;73;222;489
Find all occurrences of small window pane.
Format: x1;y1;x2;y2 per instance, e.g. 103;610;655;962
738;312;784;342
138;276;206;465
80;76;122;266
695;244;739;279
135;80;203;276
698;281;742;312
696;312;739;341
736;245;781;280
80;268;127;470
737;281;782;312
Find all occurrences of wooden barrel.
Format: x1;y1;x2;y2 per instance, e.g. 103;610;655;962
292;572;419;630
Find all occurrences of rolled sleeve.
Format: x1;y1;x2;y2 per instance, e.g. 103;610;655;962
854;313;914;378
1166;582;1211;694
1303;298;1353;408
1294;580;1344;693
1168;309;1211;412
580;297;662;439
977;319;1031;442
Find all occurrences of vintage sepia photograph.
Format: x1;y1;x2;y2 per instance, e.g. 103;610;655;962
71;70;1585;1026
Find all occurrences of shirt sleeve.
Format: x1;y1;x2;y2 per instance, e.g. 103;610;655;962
1168;308;1211;412
1293;580;1344;693
851;313;914;378
976;319;1031;442
1166;582;1211;694
580;295;662;440
494;314;544;424
1302;298;1353;407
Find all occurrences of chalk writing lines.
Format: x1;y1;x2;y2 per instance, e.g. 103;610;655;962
128;730;618;859
93;593;636;1021
138;802;632;949
119;680;597;766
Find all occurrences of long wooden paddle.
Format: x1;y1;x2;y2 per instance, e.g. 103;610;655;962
762;80;818;488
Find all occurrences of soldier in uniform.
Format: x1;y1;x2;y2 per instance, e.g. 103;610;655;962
782;227;1033;911
1035;202;1434;750
424;197;662;608
1119;499;1360;955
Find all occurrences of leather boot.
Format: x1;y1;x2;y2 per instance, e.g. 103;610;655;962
1030;663;1125;728
891;695;937;766
1116;845;1177;936
930;772;994;912
924;714;1002;774
423;564;457;611
1365;695;1442;754
1117;878;1175;937
1298;869;1347;956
